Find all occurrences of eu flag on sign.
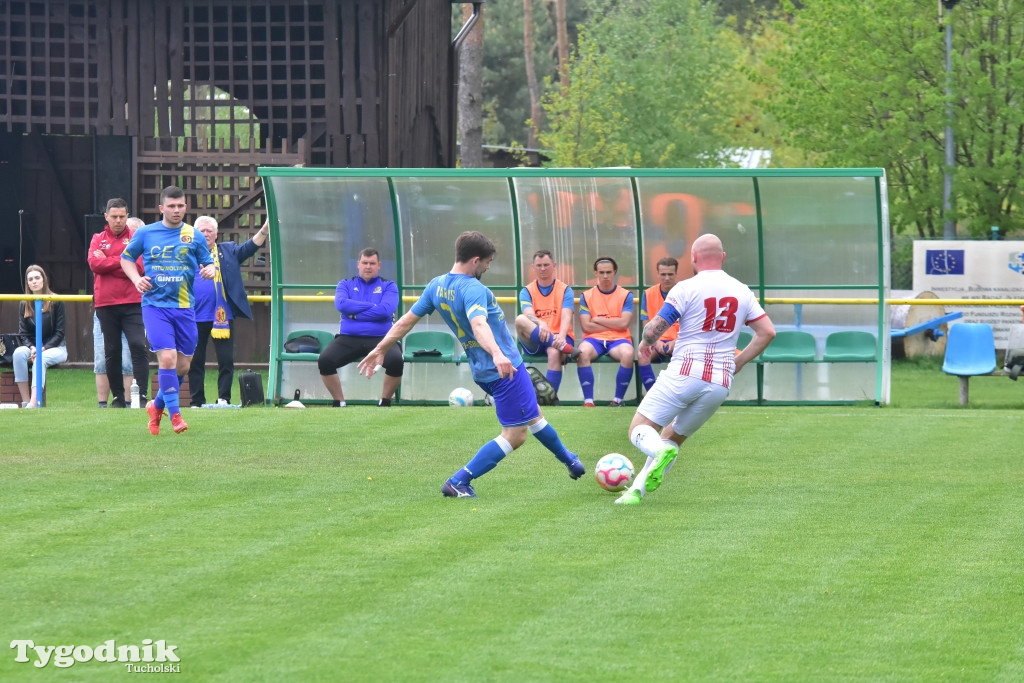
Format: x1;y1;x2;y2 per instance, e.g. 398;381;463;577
925;249;964;275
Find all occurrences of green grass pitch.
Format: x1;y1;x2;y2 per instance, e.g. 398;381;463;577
1;362;1023;680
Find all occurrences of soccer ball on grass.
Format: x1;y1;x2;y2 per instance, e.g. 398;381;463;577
448;387;475;407
594;453;635;492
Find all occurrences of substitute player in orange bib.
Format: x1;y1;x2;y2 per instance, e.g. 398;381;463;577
514;249;578;400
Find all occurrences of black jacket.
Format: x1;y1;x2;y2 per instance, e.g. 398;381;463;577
18;301;66;349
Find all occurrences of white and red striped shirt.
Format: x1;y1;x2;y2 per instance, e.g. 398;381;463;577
657;269;767;388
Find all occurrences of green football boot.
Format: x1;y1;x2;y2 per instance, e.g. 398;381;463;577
614;490;642;505
645;444;678;493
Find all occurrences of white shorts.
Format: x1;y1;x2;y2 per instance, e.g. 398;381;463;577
636;368;730;437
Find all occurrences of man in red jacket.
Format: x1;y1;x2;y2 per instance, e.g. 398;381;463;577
88;198;150;408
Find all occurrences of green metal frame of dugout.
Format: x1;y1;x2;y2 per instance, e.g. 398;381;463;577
258;168;891;406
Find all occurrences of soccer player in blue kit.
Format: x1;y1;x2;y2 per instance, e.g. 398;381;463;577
120;186;215;435
358;231;585;498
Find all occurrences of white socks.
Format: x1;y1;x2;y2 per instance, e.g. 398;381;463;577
630;424;662;459
628;425;678;496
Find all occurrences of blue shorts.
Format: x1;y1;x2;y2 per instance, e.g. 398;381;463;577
520;333;575;357
92;315;133;374
581;337;633;357
143;307;198;356
477;363;540;427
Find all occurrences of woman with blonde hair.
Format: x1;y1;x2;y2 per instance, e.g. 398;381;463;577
13;265;67;407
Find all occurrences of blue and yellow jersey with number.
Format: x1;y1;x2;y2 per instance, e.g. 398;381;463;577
122;222;213;309
412;272;522;384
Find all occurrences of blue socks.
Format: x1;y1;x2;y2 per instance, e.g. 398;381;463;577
577;366;595;402
449;467;475;486
638;364;656;392
158;368;180;416
577;364;637;401
452;437;514;484
615;365;634;401
529;419;573;464
450;425;577;487
546;369;562;392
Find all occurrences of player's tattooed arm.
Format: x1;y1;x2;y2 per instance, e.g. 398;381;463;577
642;316;669;346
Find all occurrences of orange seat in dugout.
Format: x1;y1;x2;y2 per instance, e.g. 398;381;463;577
592;187;635;230
525;188;638;287
644;193;756;283
646;193;705;281
592;188;639;287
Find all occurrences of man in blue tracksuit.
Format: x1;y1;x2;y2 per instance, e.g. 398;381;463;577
317;248;404;407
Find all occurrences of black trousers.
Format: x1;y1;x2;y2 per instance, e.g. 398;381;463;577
96;303;150;402
317;334;404;377
189;320;235;406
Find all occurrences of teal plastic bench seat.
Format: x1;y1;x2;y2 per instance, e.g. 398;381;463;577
823;331;877;362
760;331;817;362
404;330;461;363
280;329;336;362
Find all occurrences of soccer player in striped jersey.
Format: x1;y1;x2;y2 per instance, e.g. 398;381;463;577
616;234;776;505
120;186;215;435
358;231;584;498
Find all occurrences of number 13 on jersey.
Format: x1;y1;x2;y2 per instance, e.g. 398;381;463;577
702;297;738;333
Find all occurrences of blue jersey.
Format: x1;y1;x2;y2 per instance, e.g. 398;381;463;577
122;222;213;309
412;272;522;384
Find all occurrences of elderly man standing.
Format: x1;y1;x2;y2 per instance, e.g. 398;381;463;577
188;216;269;406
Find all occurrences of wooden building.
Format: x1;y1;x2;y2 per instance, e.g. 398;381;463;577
0;0;466;362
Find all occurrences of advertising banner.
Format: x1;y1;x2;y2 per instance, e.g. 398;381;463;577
913;240;1024;347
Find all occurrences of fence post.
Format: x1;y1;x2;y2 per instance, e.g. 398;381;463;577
34;299;43;407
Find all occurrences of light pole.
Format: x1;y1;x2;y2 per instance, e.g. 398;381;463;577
942;0;960;239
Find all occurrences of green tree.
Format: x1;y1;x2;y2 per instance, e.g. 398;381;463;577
716;0;792;34
766;0;1024;238
468;1;589;153
537;34;635;166
540;0;742;168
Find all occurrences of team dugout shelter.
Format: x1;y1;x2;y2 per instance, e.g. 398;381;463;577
258;168;890;406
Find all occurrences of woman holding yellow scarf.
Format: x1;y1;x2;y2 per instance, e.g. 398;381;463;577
189;216;268;406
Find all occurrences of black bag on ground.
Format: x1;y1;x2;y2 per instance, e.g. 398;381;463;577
0;333;18;365
238;371;265;407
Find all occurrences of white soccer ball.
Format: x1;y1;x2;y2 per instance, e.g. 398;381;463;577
448;387;475;407
595;453;635;492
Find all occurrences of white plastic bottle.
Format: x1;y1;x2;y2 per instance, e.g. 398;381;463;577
130;379;140;409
